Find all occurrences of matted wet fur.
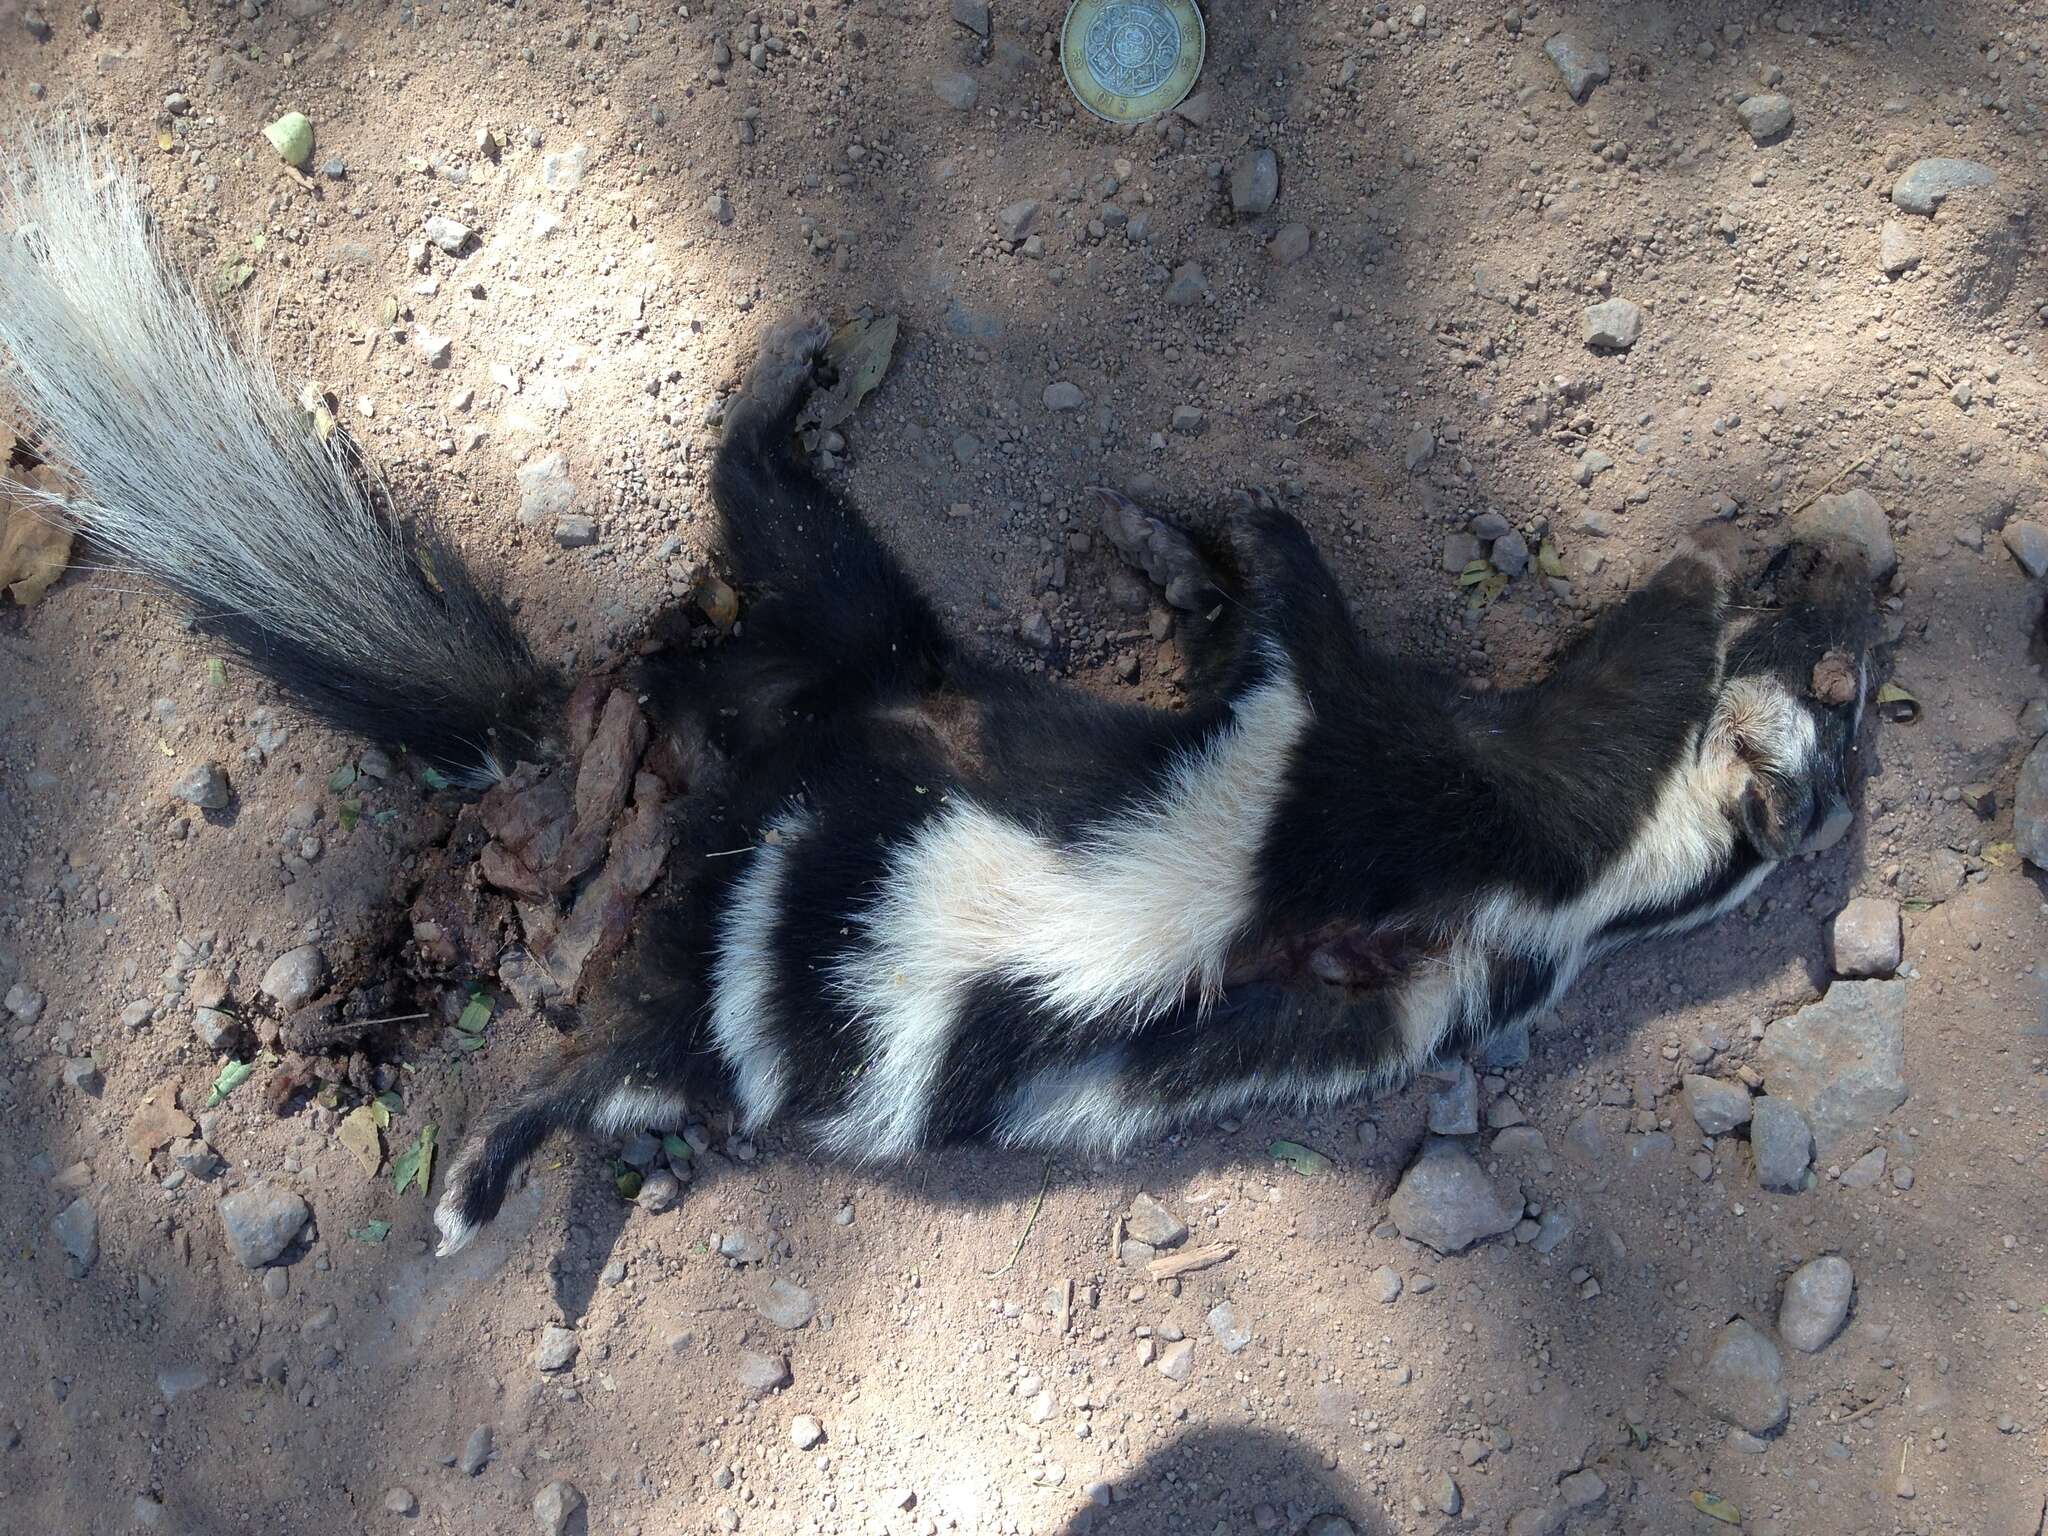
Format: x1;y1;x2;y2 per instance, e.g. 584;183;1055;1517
429;318;1878;1254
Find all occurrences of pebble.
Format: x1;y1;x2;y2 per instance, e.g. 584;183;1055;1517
1789;487;1896;581
1404;429;1436;473
1423;1063;1477;1134
996;200;1040;242
1043;382;1087;412
1779;1255;1854;1352
534;1325;580;1372
423;215;472;254
383;1488;418;1516
1757;981;1908;1157
789;1414;824;1449
1735;92;1793;142
52;1197;98;1273
2016;738;2048;869
1890;157;1995;216
1543;32;1610;100
1559;1469;1606;1507
517;453;575;526
61;1056;102;1095
260;944;327;1010
1491;531;1531;578
1682;1074;1753;1136
1229;149;1279;215
1164;262;1210;307
1430;1471;1462;1515
758;1277;817;1329
2002;521;2048;580
949;0;990;37
1695;1319;1789;1435
416;331;452;367
459;1424;494;1475
171;761;231;810
705;191;733;225
1839;1146;1887;1189
1207;1301;1251;1354
1750;1097;1814;1192
554;516;598;549
1125;1193;1187;1248
219;1184;310;1268
1268;223;1311;265
1830;897;1901;978
1156;1338;1194;1381
635;1169;681;1212
1370;1265;1402;1304
1878;220;1924;276
932;70;978;110
4;983;44;1023
1388;1137;1522;1254
532;1480;585;1536
1581;298;1643;350
737;1351;791;1397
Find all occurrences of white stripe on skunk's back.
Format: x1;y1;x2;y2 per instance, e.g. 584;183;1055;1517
707;808;812;1129
813;669;1314;1159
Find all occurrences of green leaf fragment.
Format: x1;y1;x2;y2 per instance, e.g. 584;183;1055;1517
337;799;361;832
263;111;314;169
615;1169;644;1200
1537;538;1566;579
214;261;254;297
1268;1139;1334;1176
1689;1491;1740;1525
349;1219;392;1243
205;658;227;688
204;1058;255;1107
661;1133;693;1163
803;314;900;434
421;766;452;791
455;994;493;1035
328;762;358;792
391;1123;436;1196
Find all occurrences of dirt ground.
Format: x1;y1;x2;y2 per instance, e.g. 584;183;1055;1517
4;0;2048;1533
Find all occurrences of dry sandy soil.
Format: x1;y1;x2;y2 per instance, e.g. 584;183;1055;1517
4;1;2048;1534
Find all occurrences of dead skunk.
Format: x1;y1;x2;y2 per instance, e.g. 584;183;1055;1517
0;131;1877;1259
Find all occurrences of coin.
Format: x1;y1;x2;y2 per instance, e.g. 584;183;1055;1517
1060;0;1205;125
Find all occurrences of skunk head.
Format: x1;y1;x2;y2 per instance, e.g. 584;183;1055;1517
1709;539;1877;860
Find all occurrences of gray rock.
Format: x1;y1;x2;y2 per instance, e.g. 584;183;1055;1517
1430;1470;1462;1515
532;1480;586;1536
635;1169;681;1212
3;982;42;1023
1388;1137;1522;1254
1682;1075;1753;1136
423;215;472;254
932;69;978;110
1156;1338;1194;1381
171;1138;223;1178
61;1056;103;1095
2017;738;2048;870
157;1364;207;1401
1581;298;1643;350
1404;428;1436;473
219;1183;310;1268
534;1324;580;1371
416;330;452;367
516;452;574;525
758;1276;817;1329
737;1350;791;1396
1424;1062;1478;1135
1839;1146;1887;1188
1891;157;1995;216
996;199;1040;242
704;191;733;225
2002;520;2048;579
1531;1207;1574;1254
1042;381;1087;412
1878;219;1924;275
1758;981;1908;1156
1573;448;1615;486
1170;405;1205;436
1441;532;1482;573
1125;1193;1187;1248
1543;32;1610;100
1229;149;1279;216
1491;531;1531;577
1694;1319;1789;1435
1751;1098;1813;1191
1830;897;1902;978
383;1488;418;1516
459;1424;494;1475
1493;1126;1547;1158
171;761;231;810
193;1006;239;1052
1505;1503;1566;1536
950;0;990;37
1207;1301;1251;1354
1302;1519;1356;1536
1268;222;1311;265
1779;1255;1853;1352
259;944;327;1010
1480;1016;1532;1069
554;516;597;549
1735;93;1794;142
1371;1264;1402;1303
789;1413;824;1449
1164;262;1209;307
1789;487;1896;581
1562;1111;1609;1163
52;1197;98;1272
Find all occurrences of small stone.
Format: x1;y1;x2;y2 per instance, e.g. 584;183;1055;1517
1830;897;1902;978
1156;1338;1195;1381
1581;298;1643;350
1388;1137;1522;1254
1018;610;1054;649
705;191;733;225
1491;531;1531;577
758;1277;817;1329
1789;487;1897;582
61;1057;102;1095
932;69;978;110
554;516;598;549
1878;220;1924;275
1838;1146;1887;1188
1682;1075;1753;1136
1125;1193;1187;1248
2017;738;2048;869
1164;262;1209;306
1207;1301;1252;1354
1891;157;1996;216
1779;1255;1854;1352
171;760;231;810
1559;1469;1606;1507
1735;92;1793;142
52;1197;97;1272
1229;149;1279;215
737;1351;791;1397
1758;981;1908;1157
1169;405;1206;436
517;453;574;525
789;1414;824;1449
1694;1319;1789;1435
459;1424;494;1475
534;1324;579;1372
532;1480;586;1536
1751;1098;1814;1192
1543;32;1610;100
2001;521;2048;580
260;944;327;1010
1404;428;1436;473
995;199;1039;242
4;983;44;1023
383;1488;418;1516
1043;381;1087;412
423;215;472;254
416;331;452;367
949;0;990;36
219;1183;310;1268
1430;1471;1462;1515
1371;1265;1402;1303
635;1169;680;1212
1268;223;1311;265
1424;1062;1477;1134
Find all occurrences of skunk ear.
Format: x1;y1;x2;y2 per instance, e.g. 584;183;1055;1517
1735;779;1800;860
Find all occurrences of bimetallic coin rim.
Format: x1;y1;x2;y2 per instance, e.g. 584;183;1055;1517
1059;0;1206;125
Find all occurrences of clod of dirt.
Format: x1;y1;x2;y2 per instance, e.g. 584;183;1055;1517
1809;649;1860;707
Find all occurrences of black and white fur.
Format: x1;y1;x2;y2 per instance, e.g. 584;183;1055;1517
0;133;1876;1259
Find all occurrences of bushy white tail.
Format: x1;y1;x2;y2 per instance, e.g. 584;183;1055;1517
0;125;547;783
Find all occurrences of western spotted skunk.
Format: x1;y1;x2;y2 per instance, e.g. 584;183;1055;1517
0;130;1876;1258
